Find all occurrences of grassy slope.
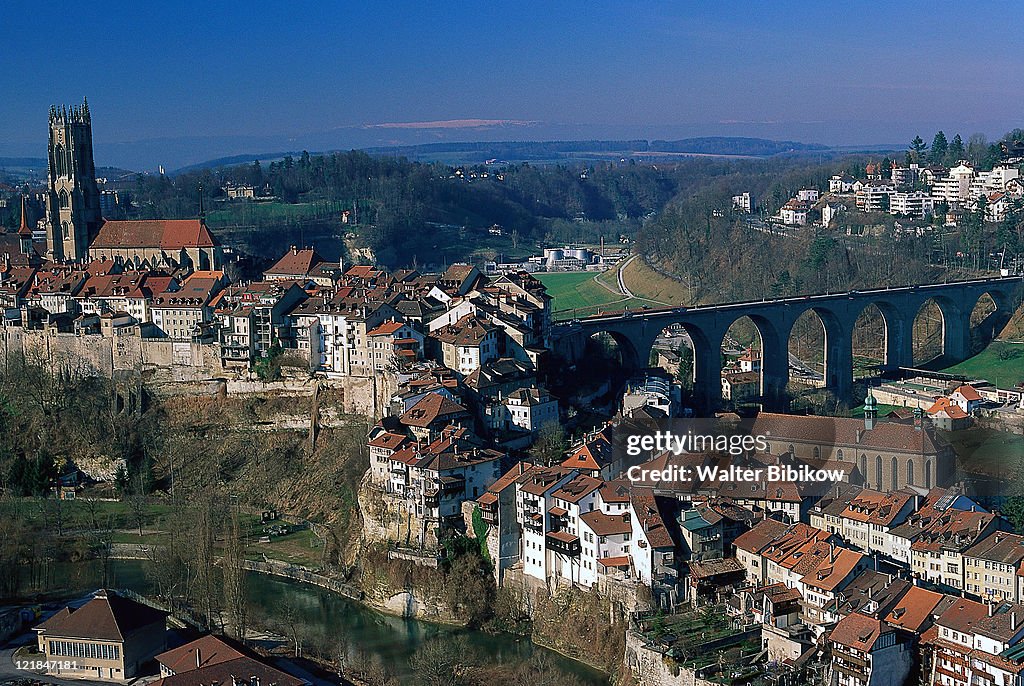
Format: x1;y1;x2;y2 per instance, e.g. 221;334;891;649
942;341;1024;388
539;258;689;319
619;257;692;305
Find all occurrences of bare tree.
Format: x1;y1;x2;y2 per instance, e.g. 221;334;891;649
222;501;248;640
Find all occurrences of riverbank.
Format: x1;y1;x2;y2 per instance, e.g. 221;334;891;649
74;556;611;685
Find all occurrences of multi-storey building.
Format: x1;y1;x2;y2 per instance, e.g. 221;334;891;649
929;599;1024;686
828;612;913;686
962;532;1024;603
889;191;935;218
432;314;500;376
215;280;307;367
855;182;895;212
931;163;976;206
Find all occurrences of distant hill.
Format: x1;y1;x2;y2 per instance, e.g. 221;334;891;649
174;136;834;173
173;152;295;175
0;157;137;184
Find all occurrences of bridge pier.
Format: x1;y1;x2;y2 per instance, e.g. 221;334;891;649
822;313;854;404
882;310;914;371
760;334;790;411
941;306;972;364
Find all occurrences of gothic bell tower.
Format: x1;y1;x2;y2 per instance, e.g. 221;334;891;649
45;98;102;262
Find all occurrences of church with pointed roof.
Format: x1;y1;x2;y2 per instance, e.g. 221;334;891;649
40;99;221;271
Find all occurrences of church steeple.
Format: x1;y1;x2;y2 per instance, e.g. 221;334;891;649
18;195;36;260
44;98;102;262
18;195;32;237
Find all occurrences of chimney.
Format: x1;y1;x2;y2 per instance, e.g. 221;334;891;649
196;648;202;669
990;603;995;617
1013;612;1018;632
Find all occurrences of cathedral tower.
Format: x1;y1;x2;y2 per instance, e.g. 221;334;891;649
45;98;102;262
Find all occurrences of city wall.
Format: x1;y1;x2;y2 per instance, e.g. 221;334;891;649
0;328;390;418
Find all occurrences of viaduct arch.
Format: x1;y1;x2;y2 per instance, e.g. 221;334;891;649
552;277;1022;412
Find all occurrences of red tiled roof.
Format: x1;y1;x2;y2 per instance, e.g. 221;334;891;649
265;248;325;277
35;591;167;642
580;510;632;536
883;586;945;632
800;546;865;592
927;397;968;419
830;613;884;652
92;219;216;250
155;634;244;673
367;320;406;336
399;393;467;428
598;555;631;569
952;385;982;402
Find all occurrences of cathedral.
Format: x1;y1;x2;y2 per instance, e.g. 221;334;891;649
41;99;221;271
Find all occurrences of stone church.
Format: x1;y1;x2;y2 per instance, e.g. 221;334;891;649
43;99;221;271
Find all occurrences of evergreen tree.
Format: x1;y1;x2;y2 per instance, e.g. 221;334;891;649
930;131;949;165
946;134;965;165
909;135;928;163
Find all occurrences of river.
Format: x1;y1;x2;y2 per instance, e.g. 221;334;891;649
50;559;609;685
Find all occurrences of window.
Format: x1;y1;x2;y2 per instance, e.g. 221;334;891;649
54;144;67;176
59;189;70;208
907;459;915;487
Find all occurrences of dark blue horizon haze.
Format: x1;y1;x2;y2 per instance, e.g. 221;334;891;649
2;0;1022;168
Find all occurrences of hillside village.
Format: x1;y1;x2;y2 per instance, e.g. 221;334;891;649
747;140;1024;240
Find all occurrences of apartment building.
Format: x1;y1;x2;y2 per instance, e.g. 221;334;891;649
829;613;913;686
931;163;975;206
962;532;1024;603
855;181;895;212
889;191;935;218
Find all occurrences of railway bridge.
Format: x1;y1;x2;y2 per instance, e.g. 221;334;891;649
551;276;1024;410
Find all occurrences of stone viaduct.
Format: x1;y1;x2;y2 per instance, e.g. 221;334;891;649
551;276;1024;411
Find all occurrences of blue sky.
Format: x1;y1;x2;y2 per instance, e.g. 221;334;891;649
2;1;1022;164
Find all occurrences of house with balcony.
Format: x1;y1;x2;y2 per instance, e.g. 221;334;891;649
828;612;913;686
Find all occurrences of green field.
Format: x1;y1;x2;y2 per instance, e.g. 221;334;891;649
536;271;628;317
942;341;1024;388
537;267;670;319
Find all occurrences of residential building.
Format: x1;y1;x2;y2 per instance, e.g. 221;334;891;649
889;191;934;218
949;384;983;414
215;280;307;367
856;182;895;212
263;246;325;282
830;175;857;193
962;532;1024;603
931;163;975;206
722;370;760;403
150;271;224;341
733;192;753;213
928;599;1024;686
432;314;500;376
828;612;913;686
780;199;808;226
